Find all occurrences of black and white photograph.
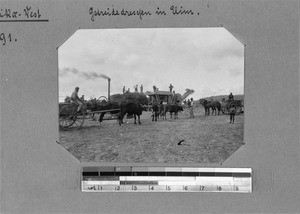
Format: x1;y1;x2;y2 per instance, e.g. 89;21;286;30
2;0;300;213
58;27;244;163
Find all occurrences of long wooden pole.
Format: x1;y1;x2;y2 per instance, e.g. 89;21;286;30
108;78;111;102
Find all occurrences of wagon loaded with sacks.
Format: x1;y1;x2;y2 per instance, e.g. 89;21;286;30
220;99;244;115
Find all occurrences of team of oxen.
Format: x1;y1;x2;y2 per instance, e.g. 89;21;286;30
199;99;222;115
85;92;227;125
86;98;184;126
151;102;183;121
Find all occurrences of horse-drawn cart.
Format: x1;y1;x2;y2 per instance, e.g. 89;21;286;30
59;92;148;130
221;99;244;115
59;102;120;131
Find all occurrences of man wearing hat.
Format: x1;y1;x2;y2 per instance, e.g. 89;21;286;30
70;87;83;113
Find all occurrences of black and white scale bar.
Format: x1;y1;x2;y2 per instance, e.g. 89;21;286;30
82;167;252;177
82;180;251;193
82;185;248;192
82;171;251;177
82;167;252;193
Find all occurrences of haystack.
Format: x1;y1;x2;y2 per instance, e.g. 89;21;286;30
110;92;148;105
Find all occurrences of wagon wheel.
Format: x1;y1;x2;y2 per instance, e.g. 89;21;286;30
59;105;85;131
98;96;107;102
221;106;230;115
235;106;243;114
229;101;243;115
222;101;243;115
221;105;230;115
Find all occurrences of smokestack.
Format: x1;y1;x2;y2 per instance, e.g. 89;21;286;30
98;73;111;102
108;78;111;102
85;72;110;101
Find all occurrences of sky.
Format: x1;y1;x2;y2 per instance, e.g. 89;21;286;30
58;28;244;102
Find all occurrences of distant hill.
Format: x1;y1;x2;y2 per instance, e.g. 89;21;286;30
192;94;244;107
200;94;244;101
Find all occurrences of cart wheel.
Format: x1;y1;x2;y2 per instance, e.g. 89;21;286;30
59;105;85;131
221;106;230;115
98;96;107;102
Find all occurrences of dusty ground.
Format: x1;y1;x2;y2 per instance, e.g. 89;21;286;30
58;107;244;164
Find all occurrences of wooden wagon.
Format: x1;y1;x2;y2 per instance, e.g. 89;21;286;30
221;99;244;115
58;102;120;131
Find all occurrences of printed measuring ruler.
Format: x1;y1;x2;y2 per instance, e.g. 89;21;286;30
82;167;252;193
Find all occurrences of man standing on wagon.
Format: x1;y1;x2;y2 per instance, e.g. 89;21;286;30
169;84;174;92
70;86;83;113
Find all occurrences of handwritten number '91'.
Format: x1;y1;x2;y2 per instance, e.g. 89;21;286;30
0;33;16;45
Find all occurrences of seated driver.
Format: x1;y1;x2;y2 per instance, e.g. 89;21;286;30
70;87;83;113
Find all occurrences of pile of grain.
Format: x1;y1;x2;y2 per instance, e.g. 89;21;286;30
110;92;148;105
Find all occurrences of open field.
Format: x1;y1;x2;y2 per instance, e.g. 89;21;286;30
58;107;244;164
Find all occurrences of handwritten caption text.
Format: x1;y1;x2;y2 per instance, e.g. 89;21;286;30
89;5;199;21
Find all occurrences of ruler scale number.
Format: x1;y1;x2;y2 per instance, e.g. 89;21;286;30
82;167;252;193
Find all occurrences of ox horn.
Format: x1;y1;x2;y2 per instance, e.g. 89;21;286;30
140;104;148;108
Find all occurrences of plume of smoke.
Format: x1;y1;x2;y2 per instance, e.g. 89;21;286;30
59;68;80;77
99;73;110;80
59;68;111;80
81;71;110;80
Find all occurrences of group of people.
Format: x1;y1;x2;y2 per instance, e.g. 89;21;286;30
186;98;195;118
181;98;195;118
122;85;144;94
153;83;174;93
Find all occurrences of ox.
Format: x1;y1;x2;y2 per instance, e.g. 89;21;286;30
199;99;221;115
162;104;183;119
151;103;160;122
118;101;143;125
